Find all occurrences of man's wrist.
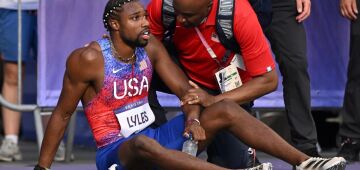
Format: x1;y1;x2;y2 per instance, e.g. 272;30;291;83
212;95;219;105
34;164;50;170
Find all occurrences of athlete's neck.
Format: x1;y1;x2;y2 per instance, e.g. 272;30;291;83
109;37;136;63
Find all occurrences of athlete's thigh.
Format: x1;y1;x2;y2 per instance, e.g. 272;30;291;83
122;115;186;169
95;134;154;170
154;114;186;150
197;99;244;149
118;138;156;170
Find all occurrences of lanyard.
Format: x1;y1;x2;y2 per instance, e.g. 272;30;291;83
195;27;218;59
195;27;230;68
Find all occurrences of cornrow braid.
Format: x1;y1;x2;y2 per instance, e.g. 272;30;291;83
103;0;137;31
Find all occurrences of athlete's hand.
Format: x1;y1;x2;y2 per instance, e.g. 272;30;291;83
296;0;311;23
183;119;206;141
180;81;216;107
340;0;358;20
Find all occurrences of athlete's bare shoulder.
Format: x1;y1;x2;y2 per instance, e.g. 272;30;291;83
67;41;102;64
66;41;104;81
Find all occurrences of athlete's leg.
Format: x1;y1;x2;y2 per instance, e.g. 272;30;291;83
118;135;228;170
197;99;309;166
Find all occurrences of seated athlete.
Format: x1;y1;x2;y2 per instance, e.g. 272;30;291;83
34;0;346;170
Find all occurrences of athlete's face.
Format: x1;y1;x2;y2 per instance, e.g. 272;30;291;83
117;2;150;47
174;0;212;28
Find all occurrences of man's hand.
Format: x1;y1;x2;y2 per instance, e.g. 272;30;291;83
296;0;311;23
183;119;206;141
180;81;216;107
340;0;358;20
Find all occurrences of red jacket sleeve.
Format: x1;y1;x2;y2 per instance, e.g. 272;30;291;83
147;0;165;40
233;0;275;76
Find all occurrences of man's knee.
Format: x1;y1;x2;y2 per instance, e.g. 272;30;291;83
131;135;163;159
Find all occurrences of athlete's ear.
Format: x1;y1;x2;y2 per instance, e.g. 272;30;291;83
109;19;120;31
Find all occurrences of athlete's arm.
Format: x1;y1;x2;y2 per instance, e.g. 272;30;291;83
37;45;101;168
146;36;205;141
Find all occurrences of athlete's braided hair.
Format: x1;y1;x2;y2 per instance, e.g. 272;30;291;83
103;0;138;31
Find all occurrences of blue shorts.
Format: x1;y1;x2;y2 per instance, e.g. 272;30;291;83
96;114;186;170
0;8;37;62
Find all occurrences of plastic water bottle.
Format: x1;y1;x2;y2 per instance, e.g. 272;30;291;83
182;134;198;156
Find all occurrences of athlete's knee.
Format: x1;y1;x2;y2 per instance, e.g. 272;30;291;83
212;99;240;121
131;135;163;159
222;100;241;121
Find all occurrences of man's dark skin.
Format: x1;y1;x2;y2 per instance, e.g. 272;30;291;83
36;1;309;169
171;0;278;108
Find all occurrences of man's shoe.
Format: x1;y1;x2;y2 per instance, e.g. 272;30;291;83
0;139;22;162
246;148;262;168
241;162;272;170
295;157;346;170
337;137;360;162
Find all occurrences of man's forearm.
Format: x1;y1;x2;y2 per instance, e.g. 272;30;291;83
215;71;278;104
